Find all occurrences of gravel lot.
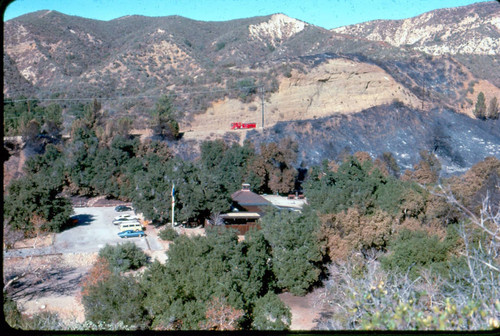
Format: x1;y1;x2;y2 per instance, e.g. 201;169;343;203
4;206;164;258
56;206;164;253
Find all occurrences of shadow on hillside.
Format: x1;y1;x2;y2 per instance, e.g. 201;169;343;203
7;265;84;300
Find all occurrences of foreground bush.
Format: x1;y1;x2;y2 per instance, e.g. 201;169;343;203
317;254;500;330
141;228;286;330
381;229;454;279
81;272;148;328
158;226;179;241
98;242;148;272
251;292;291;330
261;208;324;296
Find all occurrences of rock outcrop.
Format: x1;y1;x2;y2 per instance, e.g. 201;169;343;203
332;1;500;56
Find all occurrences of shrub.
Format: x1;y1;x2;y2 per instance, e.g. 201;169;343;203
26;311;66;330
199;296;244;330
381;229;452;279
251;293;291;330
317;257;500;330
141;228;276;329
98;242;148;272
4;294;26;329
158;227;179;241
81;272;148;327
355;281;500;330
81;256;113;297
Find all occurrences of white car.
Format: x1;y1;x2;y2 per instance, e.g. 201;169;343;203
114;214;138;221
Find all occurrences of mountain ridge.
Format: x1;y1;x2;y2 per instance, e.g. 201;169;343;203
3;2;499;171
332;1;499;55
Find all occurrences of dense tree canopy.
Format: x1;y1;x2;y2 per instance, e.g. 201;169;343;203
260;208;324;295
4;144;72;236
140;228;280;329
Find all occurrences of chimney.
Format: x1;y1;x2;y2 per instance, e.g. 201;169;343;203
241;183;250;191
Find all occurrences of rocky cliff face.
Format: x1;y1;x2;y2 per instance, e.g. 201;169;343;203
332;1;500;56
249;14;308;47
188;56;420;131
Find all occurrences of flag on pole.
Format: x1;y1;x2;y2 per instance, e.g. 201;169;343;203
171;183;175;227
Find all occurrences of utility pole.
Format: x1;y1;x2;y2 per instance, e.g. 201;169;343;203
260;86;265;129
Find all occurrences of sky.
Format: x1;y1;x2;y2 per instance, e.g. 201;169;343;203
2;0;491;29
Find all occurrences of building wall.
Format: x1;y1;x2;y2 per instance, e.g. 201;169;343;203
205;223;260;235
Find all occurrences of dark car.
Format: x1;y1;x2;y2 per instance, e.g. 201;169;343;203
118;230;145;238
115;205;132;212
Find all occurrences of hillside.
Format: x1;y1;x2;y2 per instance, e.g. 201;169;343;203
332;2;499;56
3;2;500;171
332;1;500;87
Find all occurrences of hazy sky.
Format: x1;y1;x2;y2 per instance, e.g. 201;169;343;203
2;0;491;29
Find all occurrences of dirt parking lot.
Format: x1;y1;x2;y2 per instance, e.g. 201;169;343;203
55;207;164;253
3;206;167;325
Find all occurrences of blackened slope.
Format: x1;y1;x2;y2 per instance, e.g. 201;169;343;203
247;103;500;174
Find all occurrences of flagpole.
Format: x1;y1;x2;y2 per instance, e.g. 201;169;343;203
171;183;175;227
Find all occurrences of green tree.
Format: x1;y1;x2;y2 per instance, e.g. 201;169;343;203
89;136;139;198
81;273;148;327
305;156;388;215
131;157;174;224
150;94;180;140
65;123;100;195
82;98;104;130
98;242;149;273
141;228;276;329
200;139;257;195
251;292;291;330
473;92;486;119
23;144;66;188
4;176;72;234
261;208;324;295
4;146;72;235
219;141;257;193
487;96;498;119
381;229;453;279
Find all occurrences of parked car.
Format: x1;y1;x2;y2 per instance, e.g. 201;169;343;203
118;230;145;238
114;213;138;220
113;218;140;225
115;205;132;212
119;222;143;232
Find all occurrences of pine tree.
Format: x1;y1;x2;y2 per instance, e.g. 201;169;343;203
151;95;180;140
487;96;498;119
473;92;486;119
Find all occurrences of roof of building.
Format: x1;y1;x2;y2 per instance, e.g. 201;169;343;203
261;195;307;209
220;212;261;219
231;189;271;206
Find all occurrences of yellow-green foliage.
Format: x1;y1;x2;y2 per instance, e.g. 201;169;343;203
356;282;500;330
